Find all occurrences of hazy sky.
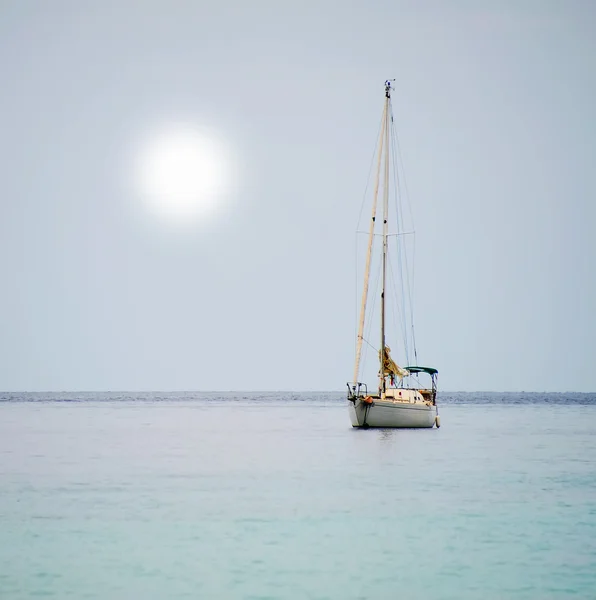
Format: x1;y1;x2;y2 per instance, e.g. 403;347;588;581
1;1;594;392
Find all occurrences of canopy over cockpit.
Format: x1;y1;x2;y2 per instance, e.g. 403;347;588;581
404;366;438;376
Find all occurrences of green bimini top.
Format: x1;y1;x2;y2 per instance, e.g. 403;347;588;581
405;366;439;375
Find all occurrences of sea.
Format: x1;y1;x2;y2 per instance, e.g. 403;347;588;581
1;392;595;600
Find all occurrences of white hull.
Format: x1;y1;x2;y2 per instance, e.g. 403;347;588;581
348;398;437;428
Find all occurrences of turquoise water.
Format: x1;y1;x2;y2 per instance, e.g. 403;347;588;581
1;392;595;599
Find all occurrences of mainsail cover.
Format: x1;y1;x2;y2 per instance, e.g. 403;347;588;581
379;346;410;379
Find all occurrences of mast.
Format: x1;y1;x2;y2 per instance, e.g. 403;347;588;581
352;99;387;384
379;80;392;398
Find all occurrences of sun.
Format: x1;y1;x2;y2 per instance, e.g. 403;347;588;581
132;123;229;222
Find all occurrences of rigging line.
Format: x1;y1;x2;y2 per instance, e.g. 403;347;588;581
387;243;410;364
356;112;385;232
399;230;418;363
387;242;408;359
389;106;404;241
386;250;405;365
354;229;365;378
395;219;412;364
411;237;418;363
360;336;378;353
388;123;412;364
390;113;417;363
388;102;408;242
390;103;416;235
388;105;409;354
402;242;413;365
398;184;418;363
390;101;418;363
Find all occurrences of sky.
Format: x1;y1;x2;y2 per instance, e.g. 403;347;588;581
0;0;594;392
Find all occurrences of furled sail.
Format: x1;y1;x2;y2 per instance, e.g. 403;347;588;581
379;346;410;379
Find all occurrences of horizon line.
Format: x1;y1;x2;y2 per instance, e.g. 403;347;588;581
1;389;594;395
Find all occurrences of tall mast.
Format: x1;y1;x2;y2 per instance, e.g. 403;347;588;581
352;98;387;384
379;80;392;398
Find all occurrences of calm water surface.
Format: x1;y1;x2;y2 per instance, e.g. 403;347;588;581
1;392;595;599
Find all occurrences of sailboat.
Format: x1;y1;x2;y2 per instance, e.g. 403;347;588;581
347;80;440;429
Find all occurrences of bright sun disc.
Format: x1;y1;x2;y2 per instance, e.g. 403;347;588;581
133;124;229;221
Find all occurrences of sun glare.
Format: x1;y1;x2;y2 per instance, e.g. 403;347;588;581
132;123;230;222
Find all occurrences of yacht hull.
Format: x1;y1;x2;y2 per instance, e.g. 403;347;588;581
349;398;437;428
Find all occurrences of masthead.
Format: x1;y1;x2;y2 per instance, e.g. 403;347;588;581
384;79;395;98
